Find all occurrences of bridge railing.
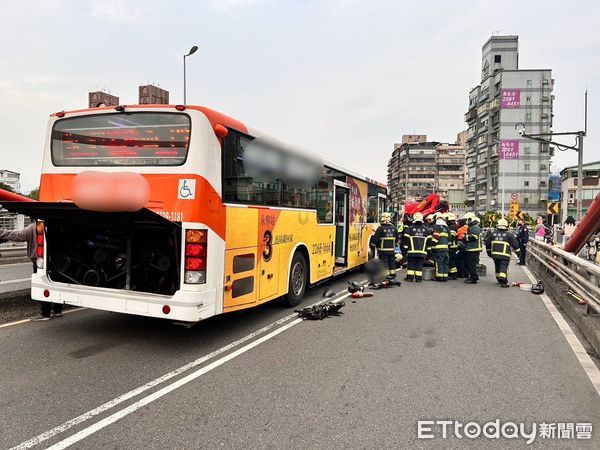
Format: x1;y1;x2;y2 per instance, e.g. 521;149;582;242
527;238;600;315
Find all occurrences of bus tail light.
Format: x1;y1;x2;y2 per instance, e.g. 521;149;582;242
184;229;207;284
36;221;45;267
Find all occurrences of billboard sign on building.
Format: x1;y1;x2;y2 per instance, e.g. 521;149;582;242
499;140;519;159
500;89;520;108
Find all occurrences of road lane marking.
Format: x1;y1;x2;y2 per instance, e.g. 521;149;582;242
46;317;307;450
522;266;600;397
11;283;362;450
0;308;85;330
0;278;30;285
0;262;32;268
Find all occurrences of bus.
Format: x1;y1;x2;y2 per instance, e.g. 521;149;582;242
5;104;387;322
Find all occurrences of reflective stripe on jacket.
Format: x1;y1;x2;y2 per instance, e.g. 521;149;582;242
485;229;520;260
430;224;450;251
372;223;398;254
402;224;431;256
465;223;482;252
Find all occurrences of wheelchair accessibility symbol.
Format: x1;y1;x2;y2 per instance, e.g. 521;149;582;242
178;179;196;200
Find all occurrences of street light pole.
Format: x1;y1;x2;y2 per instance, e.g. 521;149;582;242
514;91;588;221
183;45;198;105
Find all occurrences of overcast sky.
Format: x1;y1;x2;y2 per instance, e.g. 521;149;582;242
1;0;599;193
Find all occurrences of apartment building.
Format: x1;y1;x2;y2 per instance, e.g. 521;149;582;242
560;161;600;222
464;35;554;217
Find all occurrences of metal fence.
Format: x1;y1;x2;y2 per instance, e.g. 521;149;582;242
527;238;600;315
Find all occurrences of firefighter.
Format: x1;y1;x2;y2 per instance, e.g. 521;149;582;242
430;213;450;281
485;218;520;287
402;212;431;282
446;212;459;280
463;212;482;284
372;212;400;281
456;217;469;278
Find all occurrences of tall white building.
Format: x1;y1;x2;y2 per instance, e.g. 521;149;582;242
464;36;554;217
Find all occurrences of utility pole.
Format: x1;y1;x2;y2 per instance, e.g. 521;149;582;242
577;91;588;221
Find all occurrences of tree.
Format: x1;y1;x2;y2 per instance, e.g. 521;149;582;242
26;187;39;200
0;182;14;193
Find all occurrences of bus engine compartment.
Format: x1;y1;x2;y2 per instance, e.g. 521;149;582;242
45;222;181;295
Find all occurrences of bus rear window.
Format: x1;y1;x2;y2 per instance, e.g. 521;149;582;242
51;112;190;166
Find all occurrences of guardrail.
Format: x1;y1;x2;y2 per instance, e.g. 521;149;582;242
0;245;27;258
527;238;600;315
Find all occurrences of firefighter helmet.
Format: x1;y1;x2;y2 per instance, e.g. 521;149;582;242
531;282;545;294
446;212;456;222
394;253;403;263
380;212;392;224
497;218;509;229
426;214;435;223
413;212;424;223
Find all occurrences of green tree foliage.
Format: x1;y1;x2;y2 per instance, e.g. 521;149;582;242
26;187;39;200
0;182;15;193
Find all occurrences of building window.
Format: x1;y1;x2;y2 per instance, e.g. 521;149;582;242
494;55;501;63
524;163;530;171
524;147;531;155
526;96;531;102
526;112;532;120
524;181;529;187
523;197;529;204
540;164;547;171
526;80;532;86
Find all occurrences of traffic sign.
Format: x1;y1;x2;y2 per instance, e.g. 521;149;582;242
547;201;560;215
511;192;519;201
509;200;519;219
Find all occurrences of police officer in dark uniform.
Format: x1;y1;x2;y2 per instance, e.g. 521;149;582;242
402;212;431;282
464;212;482;284
372;212;400;281
430;214;450;282
485;218;521;287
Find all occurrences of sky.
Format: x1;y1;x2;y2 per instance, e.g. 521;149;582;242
0;0;599;193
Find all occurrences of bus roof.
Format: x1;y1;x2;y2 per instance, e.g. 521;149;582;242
52;104;386;189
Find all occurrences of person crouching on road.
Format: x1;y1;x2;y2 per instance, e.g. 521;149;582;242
0;223;63;321
463;212;482;284
430;214;450;282
372;212;400;281
402;212;431;282
485;218;520;288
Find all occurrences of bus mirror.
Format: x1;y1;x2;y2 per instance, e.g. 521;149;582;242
213;124;228;139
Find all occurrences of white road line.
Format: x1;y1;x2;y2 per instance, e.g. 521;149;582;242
522;265;600;397
46;317;306;450
11;284;361;450
0;308;85;330
0;262;32;268
0;278;30;285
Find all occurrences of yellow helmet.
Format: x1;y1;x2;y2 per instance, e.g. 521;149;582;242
426;214;435;223
380;212;392;224
394;253;403;263
413;212;424;223
463;212;476;223
446;212;456;222
497;218;509;229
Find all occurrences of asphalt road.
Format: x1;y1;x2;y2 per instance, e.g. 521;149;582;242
0;262;32;293
1;257;599;449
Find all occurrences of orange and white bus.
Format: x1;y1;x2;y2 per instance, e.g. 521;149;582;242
6;105;387;322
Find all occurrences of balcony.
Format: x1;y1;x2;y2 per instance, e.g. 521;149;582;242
477;103;489;116
464;107;477;122
467;129;476;139
489;98;500;111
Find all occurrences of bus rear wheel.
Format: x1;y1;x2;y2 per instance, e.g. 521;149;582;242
282;252;307;307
